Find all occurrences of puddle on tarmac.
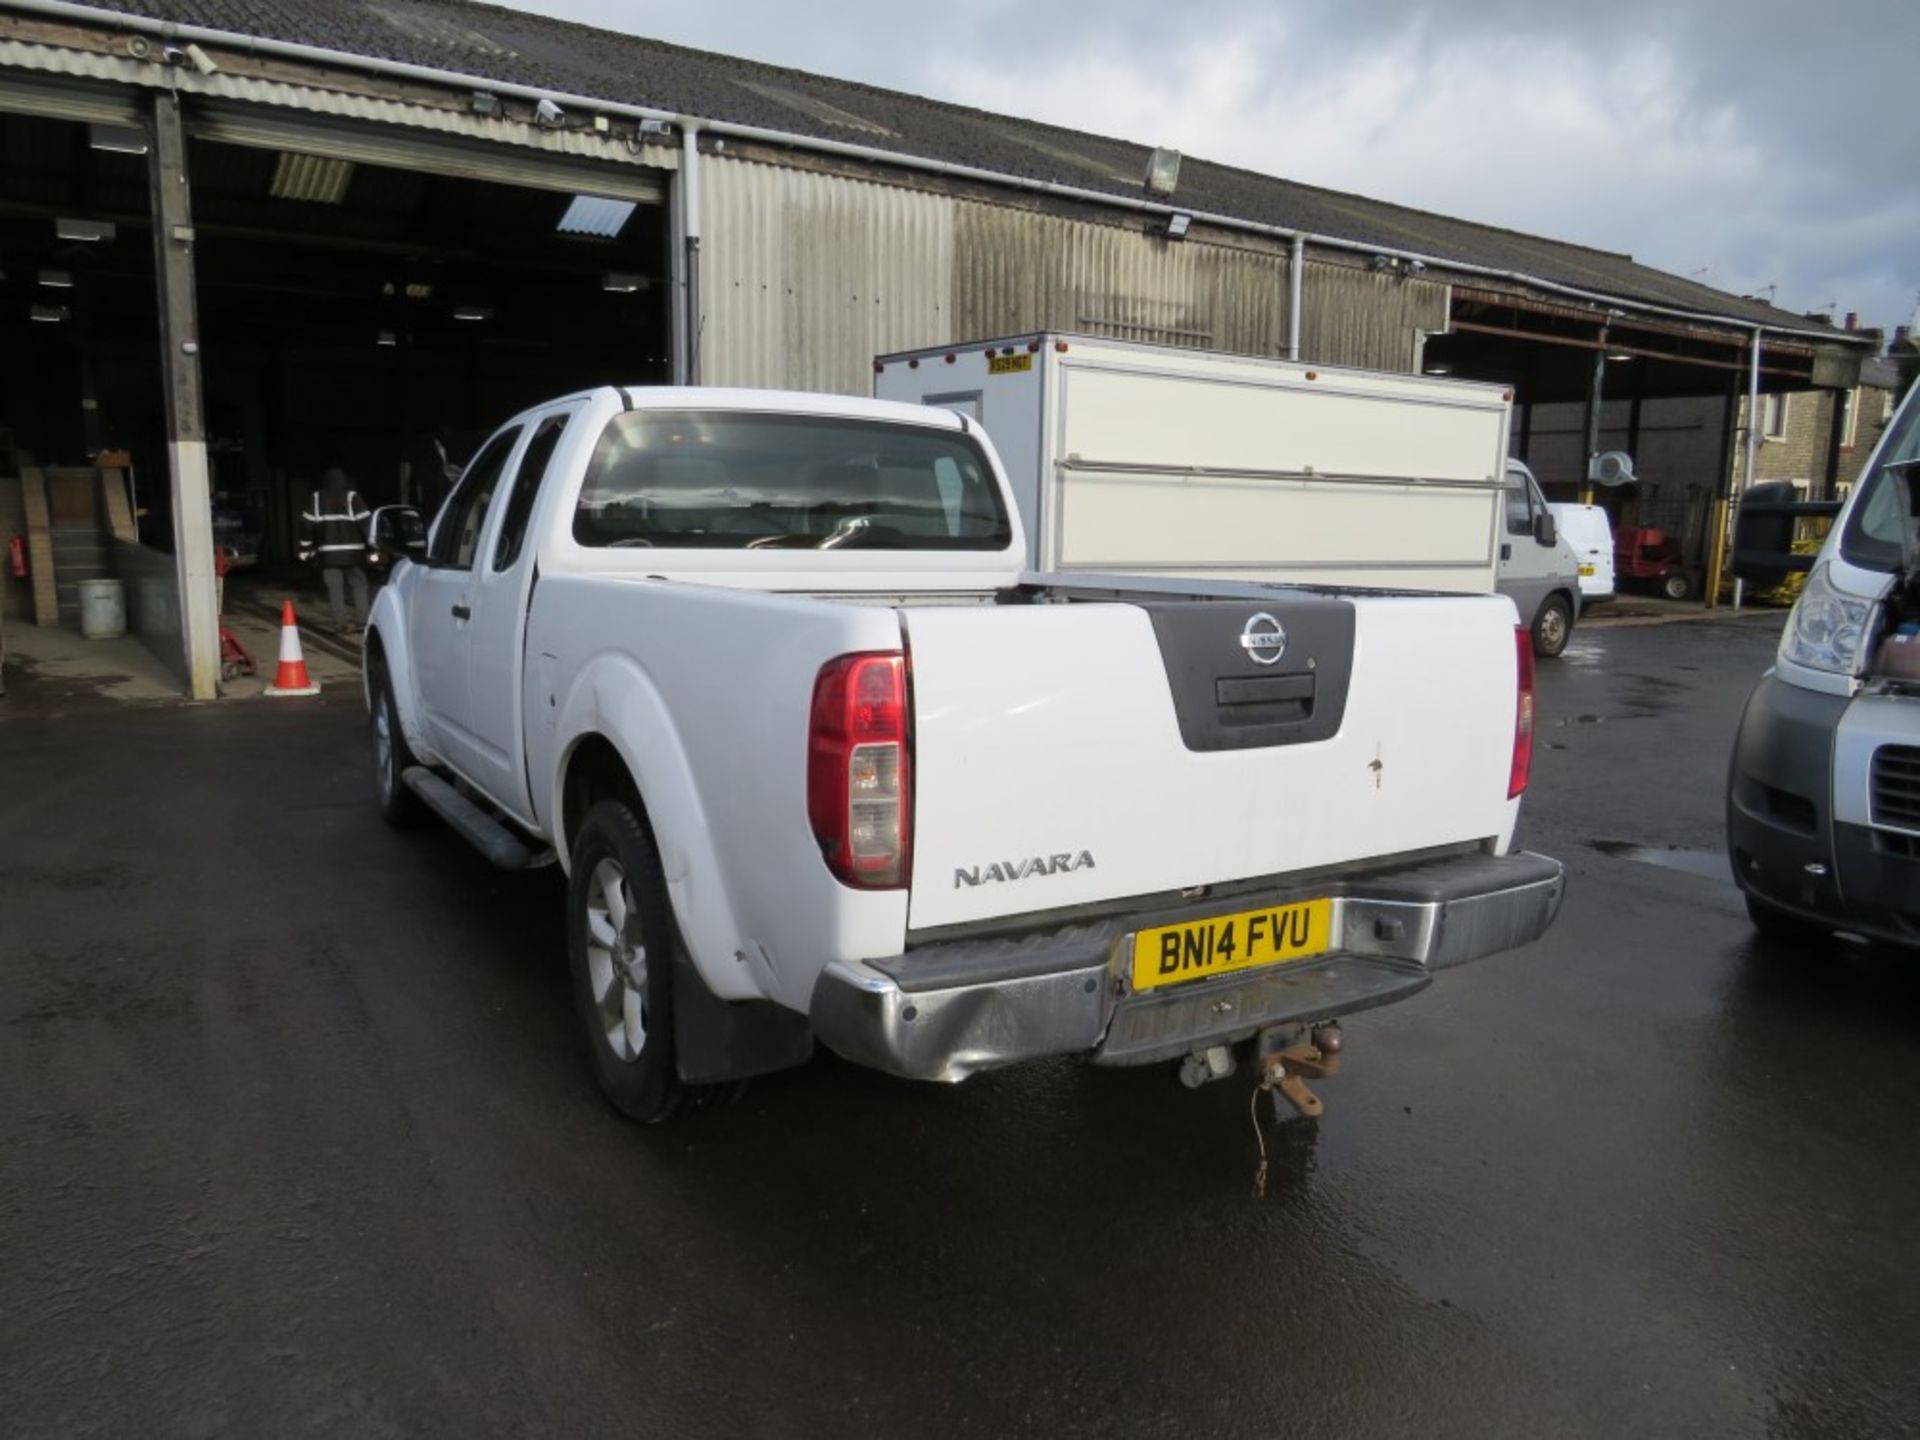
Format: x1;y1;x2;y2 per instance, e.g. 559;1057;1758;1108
1589;840;1735;884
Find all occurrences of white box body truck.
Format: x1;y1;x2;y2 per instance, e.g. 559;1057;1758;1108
874;333;1513;592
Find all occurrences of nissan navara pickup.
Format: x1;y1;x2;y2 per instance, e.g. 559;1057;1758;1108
364;386;1564;1121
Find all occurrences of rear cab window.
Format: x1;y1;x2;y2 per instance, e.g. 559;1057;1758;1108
572;411;1013;552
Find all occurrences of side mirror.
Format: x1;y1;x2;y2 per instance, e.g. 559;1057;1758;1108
1533;511;1557;548
370;505;427;562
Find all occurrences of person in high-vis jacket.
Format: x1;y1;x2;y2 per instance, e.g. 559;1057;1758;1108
299;469;372;632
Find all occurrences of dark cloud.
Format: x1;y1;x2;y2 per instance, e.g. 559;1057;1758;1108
509;0;1919;331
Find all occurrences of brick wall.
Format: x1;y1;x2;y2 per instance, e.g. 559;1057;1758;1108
1735;382;1901;497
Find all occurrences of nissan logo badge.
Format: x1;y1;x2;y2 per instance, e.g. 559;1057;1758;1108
1240;612;1287;665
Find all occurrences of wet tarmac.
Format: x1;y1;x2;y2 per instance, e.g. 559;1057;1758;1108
5;614;1920;1438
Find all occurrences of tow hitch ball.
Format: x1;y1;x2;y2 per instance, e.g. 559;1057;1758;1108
1257;1022;1343;1121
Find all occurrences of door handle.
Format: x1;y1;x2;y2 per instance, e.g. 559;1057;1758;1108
451;603;471;620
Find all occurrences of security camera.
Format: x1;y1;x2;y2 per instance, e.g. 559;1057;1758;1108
184;42;218;75
534;97;566;126
1406;258;1427;275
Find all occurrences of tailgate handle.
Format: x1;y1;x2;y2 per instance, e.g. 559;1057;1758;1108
1216;673;1314;707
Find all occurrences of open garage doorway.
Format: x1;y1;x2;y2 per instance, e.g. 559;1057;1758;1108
2;98;672;690
183;125;673;577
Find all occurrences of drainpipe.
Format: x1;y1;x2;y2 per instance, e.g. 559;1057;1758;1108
1706;327;1763;610
1734;327;1764;609
1581;331;1606;505
1286;233;1305;361
674;121;703;386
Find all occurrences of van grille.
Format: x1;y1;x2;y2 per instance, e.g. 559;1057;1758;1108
1872;746;1920;831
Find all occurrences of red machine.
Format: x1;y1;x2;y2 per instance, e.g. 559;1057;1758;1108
1613;526;1695;601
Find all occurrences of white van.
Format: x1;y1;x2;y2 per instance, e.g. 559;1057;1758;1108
1498;460;1585;657
1549;501;1616;604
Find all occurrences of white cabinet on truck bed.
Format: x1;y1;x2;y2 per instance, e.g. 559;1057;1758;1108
875;333;1513;592
365;385;1562;1126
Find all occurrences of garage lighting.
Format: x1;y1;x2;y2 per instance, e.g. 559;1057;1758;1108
31;305;69;323
38;269;73;288
88;123;149;155
557;194;636;239
269;153;355;204
1605;351;1633;362
453;306;492;321
55;217;115;242
1425;364;1453;376
601;272;649;293
405;282;433;300
376;331;398;347
1165;213;1192;241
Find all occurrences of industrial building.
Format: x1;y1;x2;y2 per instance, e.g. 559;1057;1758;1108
0;0;1876;695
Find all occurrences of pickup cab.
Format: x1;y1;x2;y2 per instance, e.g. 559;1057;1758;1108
366;386;1563;1121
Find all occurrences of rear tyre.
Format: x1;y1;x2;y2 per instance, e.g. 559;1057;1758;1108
368;654;425;828
1661;572;1693;602
567;798;689;1123
1531;594;1573;659
1745;894;1828;946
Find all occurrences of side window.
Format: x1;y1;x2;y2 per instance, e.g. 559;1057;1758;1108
492;412;571;572
1504;474;1533;536
429;427;519;569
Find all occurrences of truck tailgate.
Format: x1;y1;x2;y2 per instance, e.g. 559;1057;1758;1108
903;592;1522;931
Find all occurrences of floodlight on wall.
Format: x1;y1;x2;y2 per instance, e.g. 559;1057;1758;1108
453;306;493;321
602;272;649;293
269;153;355;204
55;217;115;243
1164;213;1192;241
1144;146;1182;196
556;194;637;238
30;305;69;323
637;119;674;139
88;123;149;155
470;90;502;117
38;269;74;288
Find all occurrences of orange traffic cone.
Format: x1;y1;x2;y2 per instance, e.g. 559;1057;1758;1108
264;599;321;697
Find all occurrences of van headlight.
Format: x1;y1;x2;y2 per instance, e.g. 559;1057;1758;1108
1779;563;1875;675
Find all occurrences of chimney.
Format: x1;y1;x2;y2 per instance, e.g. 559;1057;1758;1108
1845;311;1859;332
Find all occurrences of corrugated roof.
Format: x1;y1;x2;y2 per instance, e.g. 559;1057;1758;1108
26;0;1868;339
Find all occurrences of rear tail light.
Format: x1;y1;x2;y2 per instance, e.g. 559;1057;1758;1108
1509;626;1535;799
808;652;911;888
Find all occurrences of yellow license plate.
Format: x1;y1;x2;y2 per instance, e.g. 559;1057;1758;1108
1131;898;1333;993
988;352;1033;375
1578;564;1596;577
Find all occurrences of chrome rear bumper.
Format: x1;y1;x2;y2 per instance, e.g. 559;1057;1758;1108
809;850;1565;1082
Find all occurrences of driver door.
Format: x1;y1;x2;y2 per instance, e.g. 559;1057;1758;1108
407;424;521;783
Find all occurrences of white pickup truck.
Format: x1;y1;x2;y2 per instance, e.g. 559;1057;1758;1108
365;385;1563;1122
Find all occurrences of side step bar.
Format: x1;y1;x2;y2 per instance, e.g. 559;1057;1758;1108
401;767;551;870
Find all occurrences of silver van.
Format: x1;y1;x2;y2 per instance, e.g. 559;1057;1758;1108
1727;379;1920;949
1500;459;1585;658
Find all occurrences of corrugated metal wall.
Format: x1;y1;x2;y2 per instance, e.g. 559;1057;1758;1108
702;158;954;394
1300;265;1450;372
702;155;1442;394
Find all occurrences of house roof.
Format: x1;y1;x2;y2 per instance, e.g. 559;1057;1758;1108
47;0;1865;342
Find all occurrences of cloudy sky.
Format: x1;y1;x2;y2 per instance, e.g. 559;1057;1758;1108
503;0;1917;333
